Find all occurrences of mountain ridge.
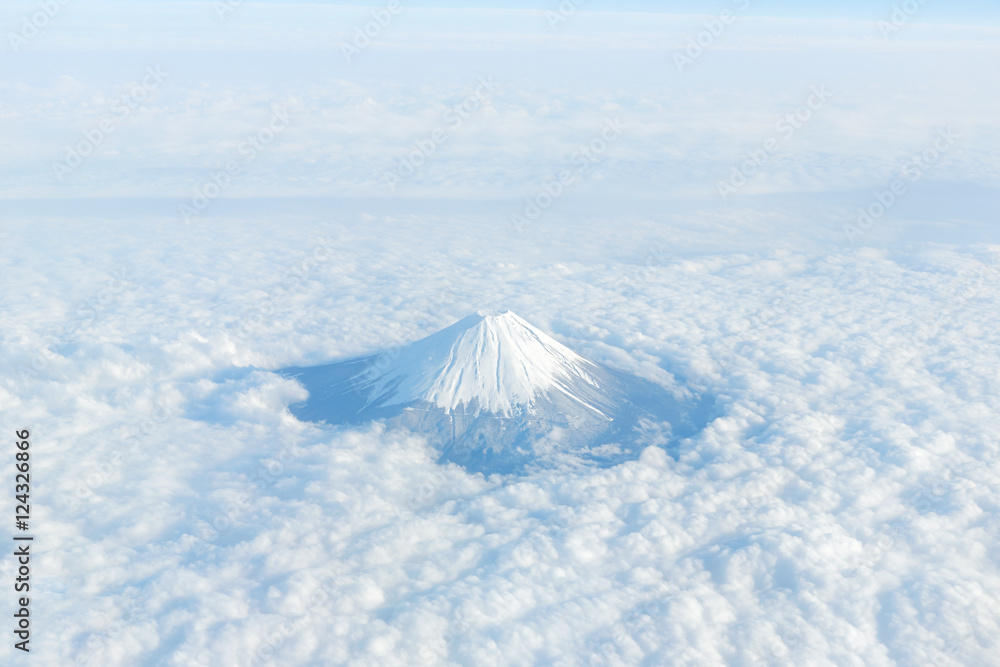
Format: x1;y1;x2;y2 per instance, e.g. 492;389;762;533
280;311;714;473
357;310;608;417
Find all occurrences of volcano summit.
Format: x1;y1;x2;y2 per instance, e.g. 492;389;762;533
282;311;712;473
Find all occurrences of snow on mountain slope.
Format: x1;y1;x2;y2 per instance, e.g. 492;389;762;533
280;311;713;472
362;310;605;416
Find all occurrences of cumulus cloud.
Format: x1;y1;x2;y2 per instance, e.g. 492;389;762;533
2;203;999;664
2;3;999;665
0;6;998;199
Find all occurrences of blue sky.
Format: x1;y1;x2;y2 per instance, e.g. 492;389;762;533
167;0;1000;24
5;0;1000;24
412;0;1000;23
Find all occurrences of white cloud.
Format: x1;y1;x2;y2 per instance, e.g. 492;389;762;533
0;8;997;200
2;207;999;664
2;5;999;664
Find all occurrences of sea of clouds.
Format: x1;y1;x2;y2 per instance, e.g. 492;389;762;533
2;2;999;665
2;205;999;665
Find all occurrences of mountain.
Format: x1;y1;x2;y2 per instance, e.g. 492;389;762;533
280;310;713;473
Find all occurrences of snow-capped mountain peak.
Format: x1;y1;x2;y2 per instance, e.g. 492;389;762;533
369;309;603;417
281;312;712;473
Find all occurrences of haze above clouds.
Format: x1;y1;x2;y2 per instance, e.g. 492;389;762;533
1;2;999;665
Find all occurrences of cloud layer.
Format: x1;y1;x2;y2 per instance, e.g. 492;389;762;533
1;7;998;201
2;206;999;665
3;4;999;665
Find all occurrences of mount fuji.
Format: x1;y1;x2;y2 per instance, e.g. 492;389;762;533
281;311;713;473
